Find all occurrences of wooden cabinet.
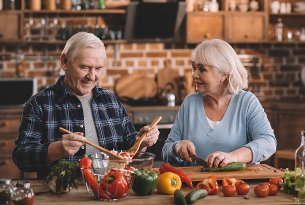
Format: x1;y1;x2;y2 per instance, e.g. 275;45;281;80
186;0;305;43
226;12;266;42
0;108;23;179
186;12;224;43
0;12;20;40
271;103;305;150
0;0;127;44
268;103;305;169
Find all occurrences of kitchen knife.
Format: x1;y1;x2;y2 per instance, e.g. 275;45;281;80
191;154;209;168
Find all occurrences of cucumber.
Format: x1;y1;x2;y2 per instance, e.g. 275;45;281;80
185;189;208;204
174;189;187;205
201;162;246;172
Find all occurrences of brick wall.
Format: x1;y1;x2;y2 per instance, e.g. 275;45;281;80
0;42;304;102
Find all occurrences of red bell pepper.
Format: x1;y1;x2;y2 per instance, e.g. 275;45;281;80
79;157;92;169
222;177;242;187
196;175;219;195
79;157;110;200
102;170;129;199
82;168;111;200
159;163;193;188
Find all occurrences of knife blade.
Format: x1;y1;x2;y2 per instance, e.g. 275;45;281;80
191;154;209;168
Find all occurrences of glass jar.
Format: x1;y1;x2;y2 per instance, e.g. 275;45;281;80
275;18;284;41
0;179;14;204
11;181;35;205
295;130;305;203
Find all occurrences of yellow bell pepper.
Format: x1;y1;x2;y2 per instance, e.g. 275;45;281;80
156;172;182;195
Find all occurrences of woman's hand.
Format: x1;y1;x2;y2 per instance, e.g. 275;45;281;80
205;151;237;168
136;126;160;148
174;140;195;162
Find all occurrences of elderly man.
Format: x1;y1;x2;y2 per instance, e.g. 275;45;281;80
12;32;160;179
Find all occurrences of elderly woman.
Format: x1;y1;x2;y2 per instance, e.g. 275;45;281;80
162;39;276;168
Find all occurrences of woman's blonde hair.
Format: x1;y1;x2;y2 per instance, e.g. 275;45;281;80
61;32;106;63
191;39;248;93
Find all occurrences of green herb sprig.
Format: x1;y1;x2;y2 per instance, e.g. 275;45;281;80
46;160;82;194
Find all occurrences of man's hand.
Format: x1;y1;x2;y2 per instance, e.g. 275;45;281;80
47;132;87;162
136;126;160;148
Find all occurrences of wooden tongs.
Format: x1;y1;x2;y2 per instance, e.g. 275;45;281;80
59;127;125;160
128;115;162;157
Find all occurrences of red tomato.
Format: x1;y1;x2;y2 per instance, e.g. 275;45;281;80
269;184;279;196
261;182;271;187
254;183;269;197
236;182;250;195
79;157;92;169
222;185;236;197
269;177;283;189
197;176;219;195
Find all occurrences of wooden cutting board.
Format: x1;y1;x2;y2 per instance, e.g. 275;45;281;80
157;60;179;97
114;73;157;98
155;164;282;181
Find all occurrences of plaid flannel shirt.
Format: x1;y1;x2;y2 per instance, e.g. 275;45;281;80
12;76;137;178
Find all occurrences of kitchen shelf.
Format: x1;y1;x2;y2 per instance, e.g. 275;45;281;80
187;11;225;15
0;39;127;45
24;9;126;14
269;13;305;17
0;10;22;14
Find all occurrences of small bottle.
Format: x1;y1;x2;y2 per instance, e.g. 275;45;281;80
167;93;176;107
98;0;106;10
295;130;305;203
0;179;14;204
8;0;15;10
11;181;35;205
275;18;284;41
61;0;72;10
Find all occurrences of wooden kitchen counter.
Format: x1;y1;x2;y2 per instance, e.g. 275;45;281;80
29;180;297;205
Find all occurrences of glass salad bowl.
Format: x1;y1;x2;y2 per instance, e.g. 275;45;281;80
81;151;155;200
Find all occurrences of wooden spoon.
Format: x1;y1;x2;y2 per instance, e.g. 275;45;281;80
59;127;124;160
128;115;162;157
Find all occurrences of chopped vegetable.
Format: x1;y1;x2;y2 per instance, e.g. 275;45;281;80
201;162;246;172
281;169;297;195
196;175;219;195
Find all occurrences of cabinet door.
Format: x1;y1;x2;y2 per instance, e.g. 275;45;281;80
0;12;20;40
227;13;266;42
186;12;224;43
0;118;20;135
274;110;305;150
0;159;21;179
0;139;15;158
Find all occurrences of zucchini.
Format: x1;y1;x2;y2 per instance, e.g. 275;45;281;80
185;189;207;204
201;162;246;172
174;189;187;205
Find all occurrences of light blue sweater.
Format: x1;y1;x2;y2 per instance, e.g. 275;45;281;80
161;90;277;166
